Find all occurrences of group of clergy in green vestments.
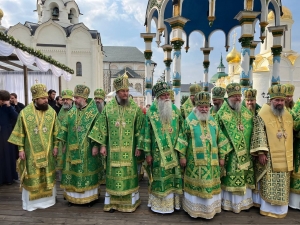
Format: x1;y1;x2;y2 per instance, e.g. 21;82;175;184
7;74;300;219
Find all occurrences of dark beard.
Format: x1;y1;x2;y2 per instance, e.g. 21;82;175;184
35;103;48;111
285;101;294;109
271;104;285;117
116;96;129;106
213;104;221;112
96;102;104;113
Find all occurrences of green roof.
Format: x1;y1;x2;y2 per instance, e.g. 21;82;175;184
210;72;228;83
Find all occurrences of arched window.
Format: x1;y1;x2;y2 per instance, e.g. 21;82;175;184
76;62;82;76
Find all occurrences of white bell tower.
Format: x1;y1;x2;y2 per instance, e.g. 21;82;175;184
36;0;81;27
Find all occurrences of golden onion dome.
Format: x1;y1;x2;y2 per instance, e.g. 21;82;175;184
0;8;3;19
226;46;241;64
268;6;293;21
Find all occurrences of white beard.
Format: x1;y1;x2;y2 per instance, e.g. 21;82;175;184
157;99;172;124
193;107;210;121
228;99;242;112
271;103;285;117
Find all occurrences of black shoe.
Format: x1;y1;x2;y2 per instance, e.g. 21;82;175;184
68;202;73;207
88;202;94;208
108;209;115;213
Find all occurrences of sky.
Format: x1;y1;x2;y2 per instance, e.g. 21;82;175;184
1;0;299;84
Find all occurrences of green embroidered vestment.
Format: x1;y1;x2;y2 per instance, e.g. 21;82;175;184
89;98;144;198
57;99;104;197
176;112;231;199
291;99;300;194
215;101;255;194
8;103;58;200
139;101;184;198
56;106;72;170
181;98;194;119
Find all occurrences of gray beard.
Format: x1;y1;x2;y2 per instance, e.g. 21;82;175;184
75;101;86;109
271;104;285;117
228;99;242;112
193;108;210;121
157;99;172;124
116;95;129;106
96;102;105;113
62;103;72;110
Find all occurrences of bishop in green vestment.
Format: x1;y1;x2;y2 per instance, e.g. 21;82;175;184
250;84;293;218
176;92;231;219
284;83;295;112
210;87;226;118
8;84;58;211
215;83;255;213
180;83;201;119
139;81;184;214
89;74;144;212
56;90;73;174
57;85;104;206
288;84;300;209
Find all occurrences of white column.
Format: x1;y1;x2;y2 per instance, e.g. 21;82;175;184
200;47;213;91
141;33;156;105
165;16;189;107
268;25;288;85
162;45;173;86
235;11;260;93
249;41;259;87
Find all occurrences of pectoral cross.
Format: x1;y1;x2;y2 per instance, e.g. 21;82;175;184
73;126;82;132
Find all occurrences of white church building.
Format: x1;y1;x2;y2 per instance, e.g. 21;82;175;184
2;0;103;95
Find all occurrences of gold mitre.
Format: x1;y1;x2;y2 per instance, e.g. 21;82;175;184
244;88;257;100
94;88;106;99
114;71;129;92
283;83;295;96
226;83;241;97
195;91;210;106
73;84;90;99
189;83;202;95
31;83;48;100
169;90;175;101
61;89;73;99
211;87;226;100
268;84;286;99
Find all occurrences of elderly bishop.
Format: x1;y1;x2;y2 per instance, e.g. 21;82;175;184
215;83;255;213
176;92;230;219
139;81;184;214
